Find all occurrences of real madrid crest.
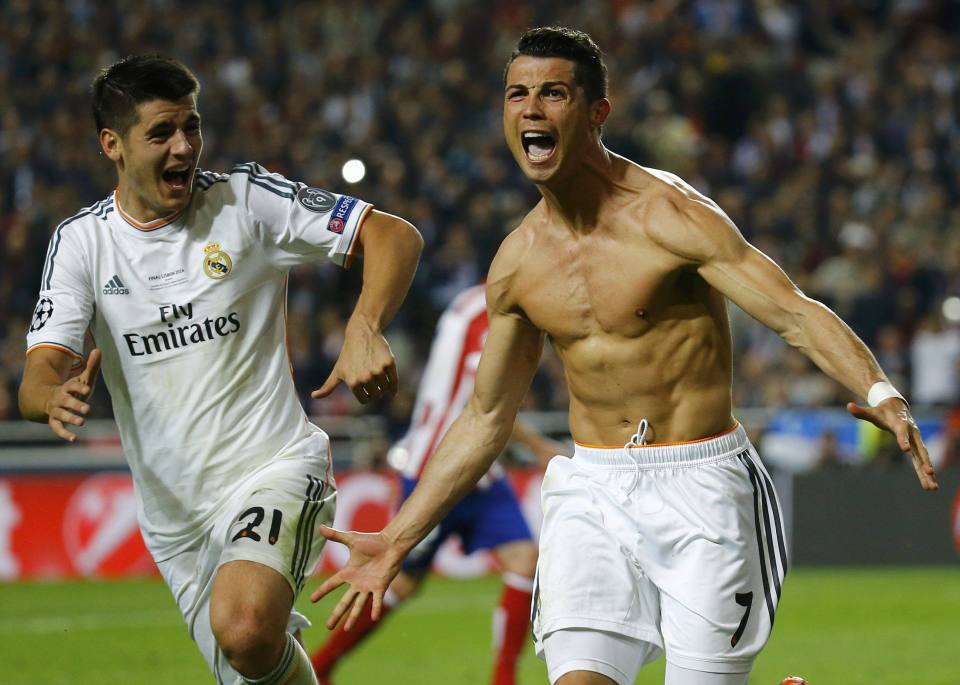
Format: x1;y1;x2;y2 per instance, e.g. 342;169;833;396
203;242;232;280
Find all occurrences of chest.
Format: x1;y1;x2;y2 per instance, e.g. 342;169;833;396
90;216;272;336
512;229;702;341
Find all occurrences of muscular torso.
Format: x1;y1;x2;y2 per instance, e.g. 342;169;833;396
497;163;734;445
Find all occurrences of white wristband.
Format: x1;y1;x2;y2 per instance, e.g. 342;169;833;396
867;381;905;408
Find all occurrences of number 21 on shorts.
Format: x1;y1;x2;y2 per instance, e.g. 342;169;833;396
232;506;283;545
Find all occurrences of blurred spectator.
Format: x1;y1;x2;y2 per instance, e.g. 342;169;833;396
2;1;959;456
939;407;960;470
910;313;960;406
816;431;849;470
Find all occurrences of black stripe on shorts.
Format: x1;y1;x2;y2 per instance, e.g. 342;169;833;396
739;451;776;626
291;475;326;588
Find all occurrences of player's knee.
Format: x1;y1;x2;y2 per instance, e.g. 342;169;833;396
211;602;285;675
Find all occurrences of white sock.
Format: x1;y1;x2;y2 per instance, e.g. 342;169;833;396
665;662;750;685
240;632;318;685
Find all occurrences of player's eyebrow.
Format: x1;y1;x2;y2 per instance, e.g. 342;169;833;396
505;79;572;92
144;113;201;136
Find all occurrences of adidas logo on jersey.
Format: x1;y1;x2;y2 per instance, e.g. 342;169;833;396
103;275;130;295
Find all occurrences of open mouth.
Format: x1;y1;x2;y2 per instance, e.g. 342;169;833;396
162;167;192;192
521;131;556;162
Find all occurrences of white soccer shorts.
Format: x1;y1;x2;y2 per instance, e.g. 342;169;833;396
532;423;787;680
155;451;336;684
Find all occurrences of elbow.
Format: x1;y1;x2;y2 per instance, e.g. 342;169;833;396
400;218;424;257
382;214;423;256
778;296;830;351
469;400;517;450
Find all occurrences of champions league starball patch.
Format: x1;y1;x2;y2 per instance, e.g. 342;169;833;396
297;186;337;213
30;297;54;331
202;243;233;280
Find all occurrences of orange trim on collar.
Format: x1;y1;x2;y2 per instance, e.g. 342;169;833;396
115;189;186;231
575;421;739;449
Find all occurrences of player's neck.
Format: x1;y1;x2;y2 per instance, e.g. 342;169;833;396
536;144;617;234
115;183;178;225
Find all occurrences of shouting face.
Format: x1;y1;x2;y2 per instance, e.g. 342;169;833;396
503;55;608;186
101;96;202;222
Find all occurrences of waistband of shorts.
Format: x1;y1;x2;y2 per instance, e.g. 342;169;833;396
573;422;747;468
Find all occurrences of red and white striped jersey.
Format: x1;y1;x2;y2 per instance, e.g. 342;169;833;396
392;284;503;484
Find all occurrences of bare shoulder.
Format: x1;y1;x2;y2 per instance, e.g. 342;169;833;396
486;206;543;318
630;164;744;263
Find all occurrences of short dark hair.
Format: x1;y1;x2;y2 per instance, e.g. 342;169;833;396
504;27;608;103
91;54;200;136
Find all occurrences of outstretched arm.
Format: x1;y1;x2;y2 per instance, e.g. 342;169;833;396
312;281;545;628
312;210;423;404
646;184;937;491
19;347;102;442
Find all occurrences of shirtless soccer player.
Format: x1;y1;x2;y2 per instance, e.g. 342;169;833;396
18;55;422;685
312;27;938;685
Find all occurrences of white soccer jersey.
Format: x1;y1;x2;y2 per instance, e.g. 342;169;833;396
26;163;371;560
394;284;502;484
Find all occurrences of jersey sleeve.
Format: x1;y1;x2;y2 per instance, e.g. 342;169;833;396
232;162;373;269
26;225;94;361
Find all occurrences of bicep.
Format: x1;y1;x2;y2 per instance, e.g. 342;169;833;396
651;191;809;334
356;210;417;248
698;236;808;334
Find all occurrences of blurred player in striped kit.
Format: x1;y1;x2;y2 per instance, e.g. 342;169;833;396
311;284;564;685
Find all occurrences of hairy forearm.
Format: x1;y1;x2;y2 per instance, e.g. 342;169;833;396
780;297;888;400
352;218;423;331
382;402;514;554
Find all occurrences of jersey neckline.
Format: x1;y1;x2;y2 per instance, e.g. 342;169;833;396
112;189;189;235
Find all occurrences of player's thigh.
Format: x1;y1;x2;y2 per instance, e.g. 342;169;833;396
220;456;337;597
535;457;661;647
664;662;750;685
556;673;618;685
544;628;657;685
653;450;786;672
210;559;294;638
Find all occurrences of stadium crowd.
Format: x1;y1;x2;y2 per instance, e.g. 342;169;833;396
2;1;959;464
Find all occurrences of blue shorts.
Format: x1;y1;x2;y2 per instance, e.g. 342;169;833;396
400;474;533;576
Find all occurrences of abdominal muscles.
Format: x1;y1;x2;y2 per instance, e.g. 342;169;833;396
556;313;734;445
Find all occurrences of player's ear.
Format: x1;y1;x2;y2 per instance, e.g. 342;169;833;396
99;128;123;163
590;98;611;130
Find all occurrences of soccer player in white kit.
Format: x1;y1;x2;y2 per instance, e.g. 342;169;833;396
310;283;564;685
311;27;938;685
17;55;423;685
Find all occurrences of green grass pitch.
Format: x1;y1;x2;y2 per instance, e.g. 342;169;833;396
0;567;957;684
